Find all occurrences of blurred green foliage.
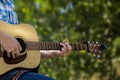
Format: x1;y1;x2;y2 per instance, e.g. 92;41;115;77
14;0;120;80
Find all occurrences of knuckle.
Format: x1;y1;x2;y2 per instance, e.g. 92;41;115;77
14;45;19;50
6;48;12;53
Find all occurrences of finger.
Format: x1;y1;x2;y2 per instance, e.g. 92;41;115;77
15;49;20;57
19;45;22;52
13;44;21;57
60;43;71;57
12;50;16;59
7;51;11;58
64;42;72;51
7;48;14;58
17;43;22;52
60;43;68;52
61;47;66;53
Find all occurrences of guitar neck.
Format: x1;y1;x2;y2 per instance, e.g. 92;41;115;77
27;42;87;50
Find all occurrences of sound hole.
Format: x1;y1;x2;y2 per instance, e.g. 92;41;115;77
3;37;27;64
16;37;27;53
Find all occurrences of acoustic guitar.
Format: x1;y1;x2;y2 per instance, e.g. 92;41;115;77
0;21;106;75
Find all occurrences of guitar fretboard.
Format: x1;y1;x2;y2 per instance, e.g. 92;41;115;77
27;42;87;50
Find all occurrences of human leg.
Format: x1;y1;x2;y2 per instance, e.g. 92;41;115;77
17;71;55;80
0;69;20;80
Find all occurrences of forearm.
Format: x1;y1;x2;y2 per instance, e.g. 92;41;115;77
40;50;62;58
0;31;12;42
0;31;7;41
0;31;12;44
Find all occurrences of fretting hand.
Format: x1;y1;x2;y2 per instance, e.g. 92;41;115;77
40;40;72;58
59;41;72;56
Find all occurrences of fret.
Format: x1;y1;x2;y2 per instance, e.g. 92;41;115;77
54;43;57;50
56;43;61;50
41;43;44;50
35;42;38;50
41;42;44;50
74;43;77;50
43;42;46;50
54;42;57;49
38;43;41;50
70;44;76;50
43;42;45;50
51;42;54;49
54;43;56;49
56;43;60;50
76;44;79;50
40;43;43;50
70;43;86;50
45;42;47;50
47;42;50;50
41;43;43;50
47;42;51;50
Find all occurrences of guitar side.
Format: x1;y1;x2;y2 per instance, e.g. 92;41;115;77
0;21;41;75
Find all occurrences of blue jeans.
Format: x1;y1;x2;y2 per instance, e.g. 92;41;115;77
17;71;55;80
0;70;55;80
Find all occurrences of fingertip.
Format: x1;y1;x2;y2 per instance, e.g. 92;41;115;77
12;52;15;59
18;45;22;52
60;42;65;47
6;50;11;58
7;52;11;58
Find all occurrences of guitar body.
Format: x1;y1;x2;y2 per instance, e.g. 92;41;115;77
0;21;40;75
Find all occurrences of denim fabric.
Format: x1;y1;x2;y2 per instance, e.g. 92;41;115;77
0;69;20;80
0;70;55;80
17;71;55;80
